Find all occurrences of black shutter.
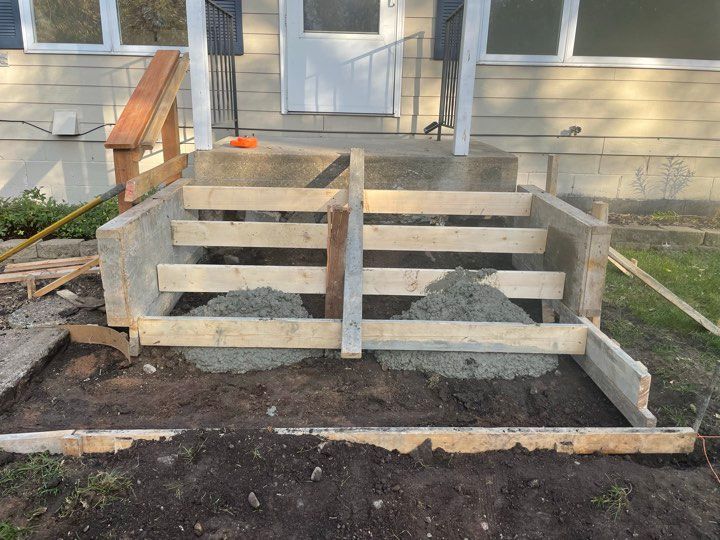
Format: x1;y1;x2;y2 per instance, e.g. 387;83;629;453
433;0;463;60
212;0;244;55
0;0;22;49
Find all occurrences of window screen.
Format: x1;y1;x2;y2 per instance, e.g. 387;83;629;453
574;0;720;60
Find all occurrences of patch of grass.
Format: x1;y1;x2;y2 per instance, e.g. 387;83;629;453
61;471;131;517
659;405;693;427
179;437;207;463
650;210;680;223
0;453;64;498
0;521;33;540
603;318;644;347
592;481;632;520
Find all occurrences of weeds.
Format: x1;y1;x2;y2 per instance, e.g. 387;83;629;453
592;481;632;520
0;453;64;497
603;318;643;347
0;521;32;540
659;405;692;427
179;437;207;463
61;471;131;517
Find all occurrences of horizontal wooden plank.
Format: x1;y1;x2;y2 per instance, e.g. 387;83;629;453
0;265;100;284
125;154;188;202
182;186;532;216
171;221;548;254
158;265;565;300
138;316;585;354
362;320;587;354
3;256;97;273
0;427;696;455
139;317;341;348
276;427;696;454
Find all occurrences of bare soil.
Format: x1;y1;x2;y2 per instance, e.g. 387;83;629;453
1;430;719;539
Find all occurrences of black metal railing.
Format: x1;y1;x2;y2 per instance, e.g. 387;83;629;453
206;0;239;136
425;4;463;140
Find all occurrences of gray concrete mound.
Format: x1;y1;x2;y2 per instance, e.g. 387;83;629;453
375;269;558;380
180;288;319;373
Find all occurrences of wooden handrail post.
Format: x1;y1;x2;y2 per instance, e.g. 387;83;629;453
113;150;140;213
161;98;182;184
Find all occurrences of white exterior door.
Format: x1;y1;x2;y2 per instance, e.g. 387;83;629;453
284;0;401;115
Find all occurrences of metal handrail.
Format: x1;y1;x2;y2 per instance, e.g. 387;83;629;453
206;0;240;136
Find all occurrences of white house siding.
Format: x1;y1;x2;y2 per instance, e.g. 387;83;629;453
2;0;720;206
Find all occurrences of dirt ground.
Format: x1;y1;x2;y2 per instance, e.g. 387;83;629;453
1;242;719;538
1;430;719;539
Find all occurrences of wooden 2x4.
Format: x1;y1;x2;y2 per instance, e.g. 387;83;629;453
182;185;533;216
137;316;587;355
171;221;548;254
157;264;566;300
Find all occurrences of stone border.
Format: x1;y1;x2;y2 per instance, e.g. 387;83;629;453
611;225;719;249
0;238;98;264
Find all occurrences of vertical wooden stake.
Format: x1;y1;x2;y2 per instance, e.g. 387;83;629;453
591;200;610;327
161;98;182;184
113;149;140;213
341;148;365;358
25;278;36;300
546;154;559;196
325;205;350;319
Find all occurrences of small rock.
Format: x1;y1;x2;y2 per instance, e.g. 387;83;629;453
142;364;157;374
83;525;89;533
372;499;384;510
193;522;203;536
156;455;177;467
528;479;540;489
266;405;277;417
248;492;261;509
481;522;489;531
311;466;323;482
554;370;562;376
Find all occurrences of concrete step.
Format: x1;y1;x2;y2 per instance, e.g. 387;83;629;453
195;136;518;192
0;327;68;409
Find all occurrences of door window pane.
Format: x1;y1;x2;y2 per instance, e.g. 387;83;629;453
117;0;188;46
303;0;379;33
486;0;564;56
32;0;102;44
574;0;720;60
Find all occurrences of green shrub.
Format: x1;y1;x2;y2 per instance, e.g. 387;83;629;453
0;189;117;241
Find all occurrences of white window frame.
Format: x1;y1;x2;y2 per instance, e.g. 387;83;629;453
477;0;720;71
18;0;189;55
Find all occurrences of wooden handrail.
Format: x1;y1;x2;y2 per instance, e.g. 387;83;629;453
106;50;189;212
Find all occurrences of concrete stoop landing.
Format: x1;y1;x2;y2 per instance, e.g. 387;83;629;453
195;136;518;192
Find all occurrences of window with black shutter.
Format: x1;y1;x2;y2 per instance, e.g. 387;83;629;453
433;0;463;60
211;0;244;55
0;0;23;49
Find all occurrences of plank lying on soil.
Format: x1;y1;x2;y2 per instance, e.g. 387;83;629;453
276;427;696;454
33;256;100;298
171;221;548;253
0;428;696;456
341;148;365;359
182;185;533;216
0;265;100;284
551;300;656;428
137;316;586;354
3;256;97;273
157;265;566;300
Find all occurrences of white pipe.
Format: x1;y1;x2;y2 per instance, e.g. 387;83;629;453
452;0;482;156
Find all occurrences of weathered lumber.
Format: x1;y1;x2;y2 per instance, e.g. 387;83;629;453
181;185;533;216
0;427;695;456
157;265;566;300
545;155;559;195
514;185;611;317
33;256;100;298
0;265;100;285
325;205;349;318
551;300;655;427
171;221;547;253
276;427;696;454
140;54;189;151
4;256;97;273
609;247;720;337
124;153;188;203
341;148;365;358
137;316;585;354
590;201;610;326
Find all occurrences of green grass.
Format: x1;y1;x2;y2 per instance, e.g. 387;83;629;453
592;482;632;520
604;248;720;353
0;453;64;498
61;471;132;517
0;521;32;540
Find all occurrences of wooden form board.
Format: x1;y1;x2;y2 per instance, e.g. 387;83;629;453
137;316;587;355
0;427;695;456
551;300;655;428
157;264;566;300
182;185;533;216
124;153;188;203
341;148;365;358
171;221;548;254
